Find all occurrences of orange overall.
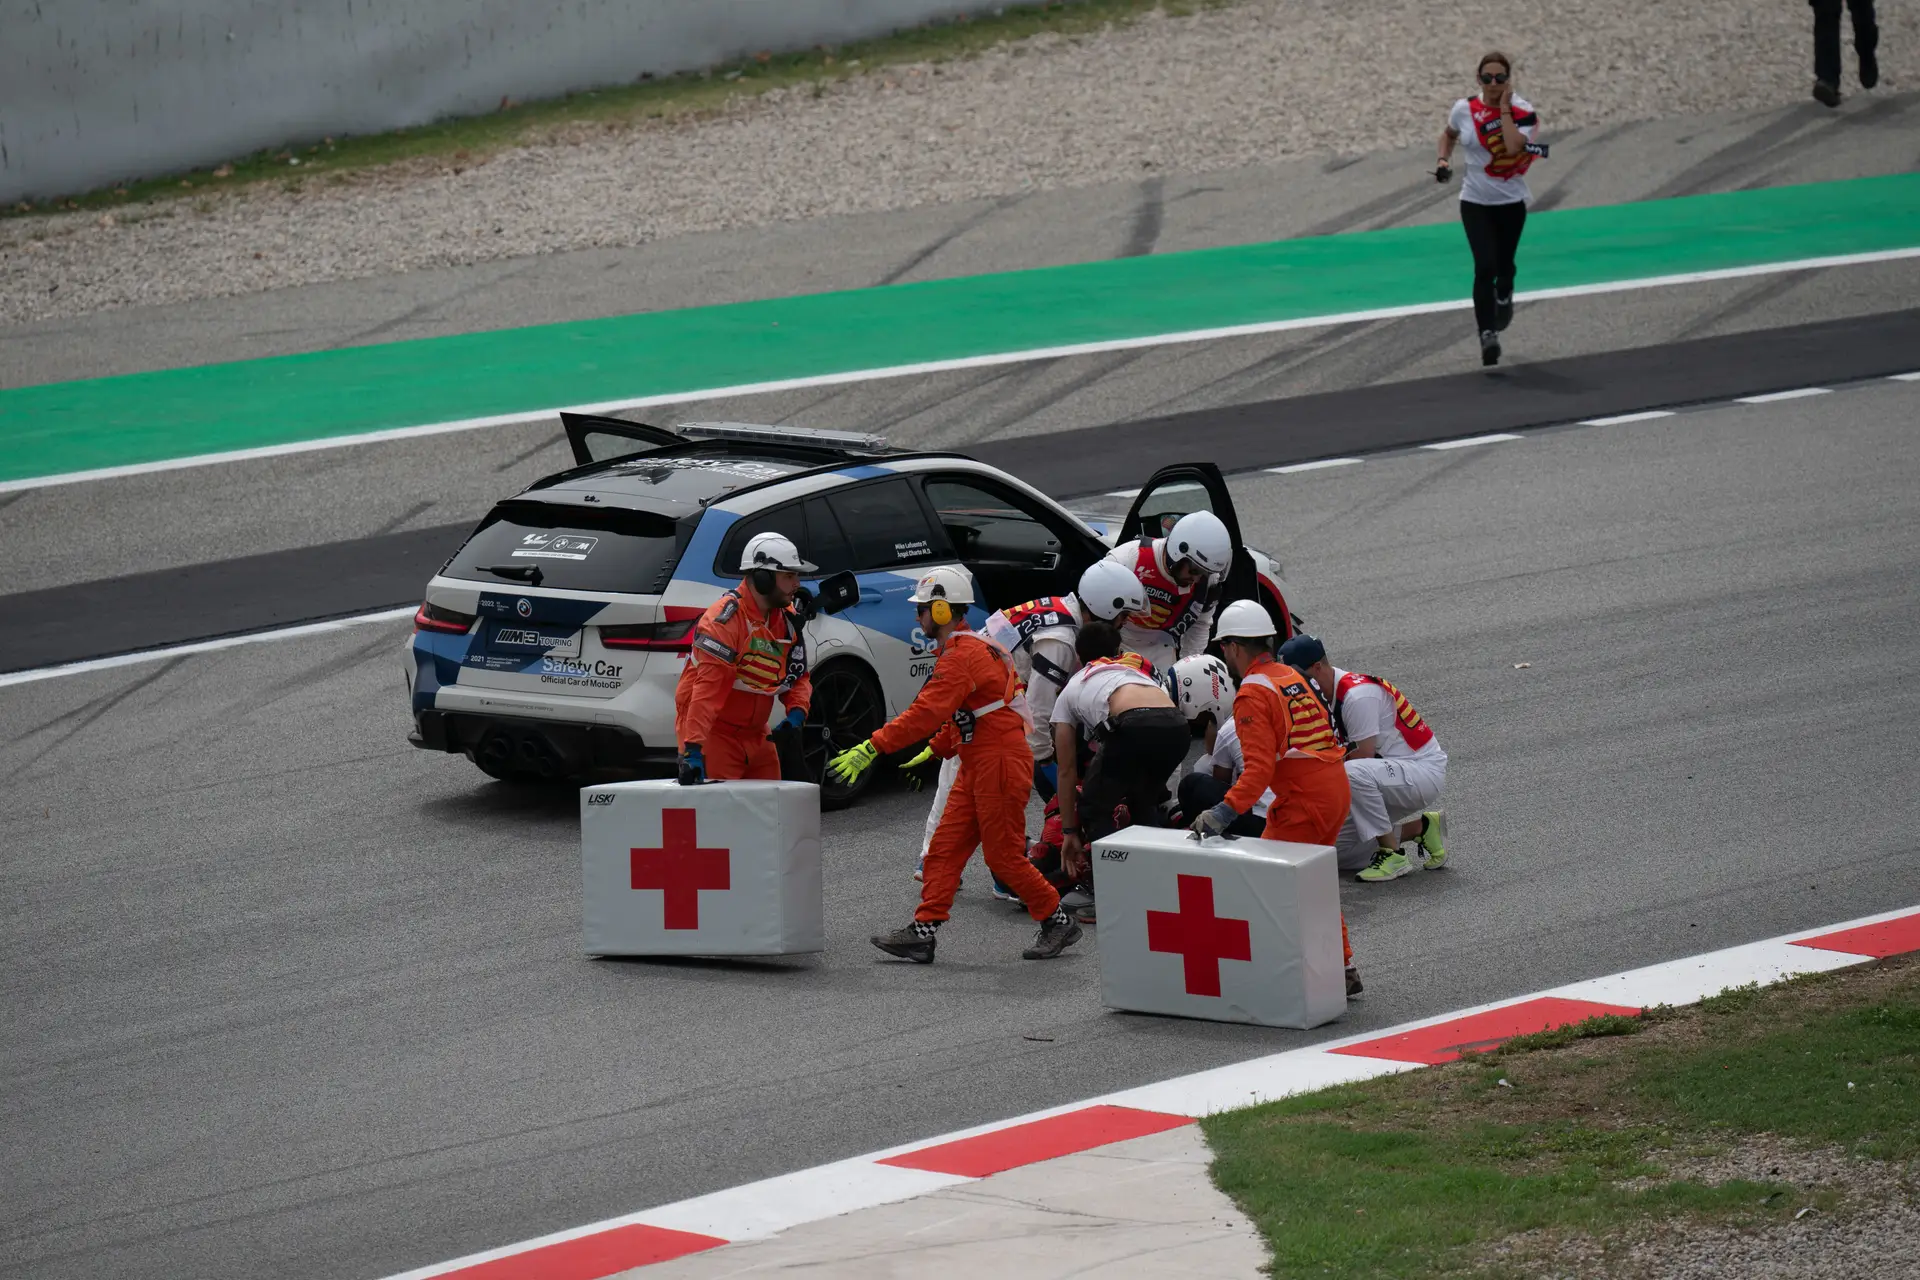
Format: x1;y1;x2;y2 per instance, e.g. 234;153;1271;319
673;586;812;780
1225;655;1356;965
871;623;1062;924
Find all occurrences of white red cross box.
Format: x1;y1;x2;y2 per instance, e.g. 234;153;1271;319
1092;826;1346;1029
581;779;824;956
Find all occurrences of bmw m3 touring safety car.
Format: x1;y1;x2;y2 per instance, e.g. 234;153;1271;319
406;413;1300;807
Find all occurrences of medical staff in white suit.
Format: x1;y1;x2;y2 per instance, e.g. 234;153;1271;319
1279;635;1449;881
1103;510;1233;675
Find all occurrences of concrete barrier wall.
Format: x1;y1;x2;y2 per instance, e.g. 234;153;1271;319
0;1;1008;202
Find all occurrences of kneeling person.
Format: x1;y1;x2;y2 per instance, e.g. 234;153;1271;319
1053;620;1192;914
828;568;1080;964
1175;712;1272;839
1280;635;1448;882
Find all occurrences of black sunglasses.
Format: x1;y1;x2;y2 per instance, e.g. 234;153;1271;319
1479;71;1509;85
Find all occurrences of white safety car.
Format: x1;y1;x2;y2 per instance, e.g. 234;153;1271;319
406;414;1301;806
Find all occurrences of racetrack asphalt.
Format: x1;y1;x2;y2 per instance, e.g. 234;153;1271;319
5;381;1917;1280
5;94;1920;601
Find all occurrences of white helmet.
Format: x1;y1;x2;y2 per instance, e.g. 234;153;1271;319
1165;510;1233;576
1076;559;1147;622
1214;598;1276;642
738;531;817;574
908;565;975;606
1167;654;1233;727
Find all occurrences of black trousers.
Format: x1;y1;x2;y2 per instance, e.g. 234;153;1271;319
1460;199;1527;334
1080;707;1191;844
1811;0;1878;87
1176;772;1268;837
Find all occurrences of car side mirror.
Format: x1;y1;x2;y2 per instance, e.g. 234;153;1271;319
814;570;860;616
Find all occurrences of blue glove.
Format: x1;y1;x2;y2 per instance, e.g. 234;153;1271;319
677;744;708;786
769;705;807;743
1190;801;1238;838
1035;761;1059;796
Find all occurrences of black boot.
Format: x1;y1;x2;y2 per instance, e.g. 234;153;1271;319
872;920;938;963
1479;330;1502;367
1023;909;1083;960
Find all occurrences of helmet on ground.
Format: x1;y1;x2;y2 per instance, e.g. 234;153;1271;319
1167;654;1233;727
1214;598;1276;642
1166;510;1233;576
908;565;976;606
738;531;817;574
1076;559;1148;622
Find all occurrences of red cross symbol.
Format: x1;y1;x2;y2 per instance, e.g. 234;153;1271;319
630;809;730;930
1146;873;1252;997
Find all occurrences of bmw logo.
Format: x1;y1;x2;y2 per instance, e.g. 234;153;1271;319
516;598;533;618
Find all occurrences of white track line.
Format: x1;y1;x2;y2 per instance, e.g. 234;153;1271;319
1422;432;1521;450
1889;371;1920;381
1267;457;1362;474
7;246;1919;496
1736;387;1831;404
0;607;415;690
1579;409;1675;426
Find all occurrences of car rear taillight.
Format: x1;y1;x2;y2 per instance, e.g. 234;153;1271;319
414;601;476;634
600;618;696;652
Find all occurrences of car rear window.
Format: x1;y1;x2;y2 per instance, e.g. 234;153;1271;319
443;501;688;594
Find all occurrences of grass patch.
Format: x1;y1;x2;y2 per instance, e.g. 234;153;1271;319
1203;955;1919;1278
4;0;1237;220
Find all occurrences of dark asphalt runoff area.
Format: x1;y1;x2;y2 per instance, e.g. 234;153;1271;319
5;379;1918;1280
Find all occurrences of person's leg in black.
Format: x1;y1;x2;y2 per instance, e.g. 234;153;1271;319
1460;201;1503;365
1175;769;1267;836
1850;0;1879;87
1811;0;1844;103
1491;201;1527;333
1177;770;1225;823
1112;709;1194;833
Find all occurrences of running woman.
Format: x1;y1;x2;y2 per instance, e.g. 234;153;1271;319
1436;51;1541;368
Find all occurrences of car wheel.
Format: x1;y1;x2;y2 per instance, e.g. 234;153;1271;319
808;660;886;810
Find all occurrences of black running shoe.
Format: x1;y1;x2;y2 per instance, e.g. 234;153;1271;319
1812;79;1841;108
1494;294;1514;332
1861;51;1878;90
1479;330;1502;367
1346;967;1365;998
872;923;936;963
1023;913;1083;960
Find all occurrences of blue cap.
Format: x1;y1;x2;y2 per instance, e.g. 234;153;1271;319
1277;634;1326;670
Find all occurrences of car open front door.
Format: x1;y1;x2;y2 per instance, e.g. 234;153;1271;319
559;412;685;466
1118;461;1260;615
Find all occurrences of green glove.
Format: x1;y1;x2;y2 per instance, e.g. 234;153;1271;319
902;746;936;791
827;739;879;785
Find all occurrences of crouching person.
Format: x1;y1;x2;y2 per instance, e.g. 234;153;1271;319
1053;619;1190;923
1280;635;1448;882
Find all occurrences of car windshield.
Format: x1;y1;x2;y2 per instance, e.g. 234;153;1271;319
444;501;688;594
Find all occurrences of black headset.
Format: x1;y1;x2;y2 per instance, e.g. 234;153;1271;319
748;567;778;596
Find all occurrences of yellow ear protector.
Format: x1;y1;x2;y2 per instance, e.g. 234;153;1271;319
928;598;952;626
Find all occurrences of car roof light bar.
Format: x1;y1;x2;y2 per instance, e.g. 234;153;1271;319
676;421;892;454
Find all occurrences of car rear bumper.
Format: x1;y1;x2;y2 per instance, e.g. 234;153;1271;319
410;709;674;777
